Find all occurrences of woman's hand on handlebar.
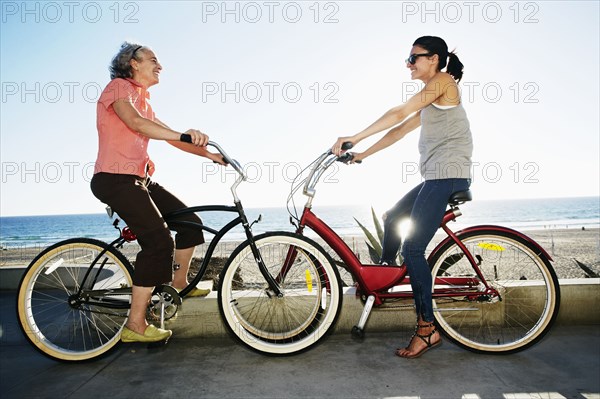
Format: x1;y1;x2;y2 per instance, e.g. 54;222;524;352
177;135;229;165
206;151;228;166
184;129;209;147
348;152;364;164
331;136;358;156
338;151;364;164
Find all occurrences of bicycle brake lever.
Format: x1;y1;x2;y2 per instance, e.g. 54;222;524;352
250;214;262;228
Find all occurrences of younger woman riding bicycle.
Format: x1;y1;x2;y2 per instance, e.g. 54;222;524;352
332;36;472;359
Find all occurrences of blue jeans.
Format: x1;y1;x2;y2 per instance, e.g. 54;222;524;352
380;178;471;322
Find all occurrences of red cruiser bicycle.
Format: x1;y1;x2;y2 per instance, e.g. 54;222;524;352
218;144;560;355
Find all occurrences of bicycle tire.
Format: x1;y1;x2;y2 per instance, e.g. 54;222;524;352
17;238;134;362
218;232;343;355
429;228;560;354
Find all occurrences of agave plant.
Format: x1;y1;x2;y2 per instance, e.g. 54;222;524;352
354;207;402;265
354;208;472;271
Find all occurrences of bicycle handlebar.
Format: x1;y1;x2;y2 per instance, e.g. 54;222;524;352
180;134;246;179
331;142;362;164
302;142;361;198
207;141;246;178
179;133;194;143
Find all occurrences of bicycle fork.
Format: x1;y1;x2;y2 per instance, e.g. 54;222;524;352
236;201;283;297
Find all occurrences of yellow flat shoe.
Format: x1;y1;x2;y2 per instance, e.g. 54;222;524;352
121;324;172;343
175;287;211;298
186;287;211;297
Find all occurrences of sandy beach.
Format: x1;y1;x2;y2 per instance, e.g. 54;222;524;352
2;228;598;280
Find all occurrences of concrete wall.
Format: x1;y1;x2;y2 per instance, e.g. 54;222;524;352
166;279;599;338
3;264;598;339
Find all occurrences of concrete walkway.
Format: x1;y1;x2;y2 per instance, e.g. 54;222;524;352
1;293;599;399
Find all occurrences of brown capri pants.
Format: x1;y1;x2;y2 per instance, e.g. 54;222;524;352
91;173;204;287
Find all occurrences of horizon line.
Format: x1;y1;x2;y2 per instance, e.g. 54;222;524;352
1;194;599;218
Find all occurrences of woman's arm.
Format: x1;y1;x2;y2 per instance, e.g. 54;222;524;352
352;111;421;163
112;100;208;146
155;118;227;165
332;72;455;155
332;105;409;155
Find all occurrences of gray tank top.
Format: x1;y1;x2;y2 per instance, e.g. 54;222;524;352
418;103;473;180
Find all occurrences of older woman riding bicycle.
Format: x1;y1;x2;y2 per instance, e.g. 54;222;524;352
91;42;226;343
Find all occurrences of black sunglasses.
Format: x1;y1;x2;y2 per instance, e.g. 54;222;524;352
405;53;432;65
131;45;143;60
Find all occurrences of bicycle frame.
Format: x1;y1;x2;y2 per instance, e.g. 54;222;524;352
163;202;282;297
74;141;282;308
296;205;485;303
289;148;551;307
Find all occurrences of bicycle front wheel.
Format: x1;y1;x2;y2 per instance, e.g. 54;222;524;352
218;232;342;355
17;238;133;361
429;229;560;354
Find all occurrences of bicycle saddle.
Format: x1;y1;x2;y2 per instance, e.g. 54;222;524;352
448;190;472;206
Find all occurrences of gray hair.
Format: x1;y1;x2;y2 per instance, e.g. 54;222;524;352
109;42;145;80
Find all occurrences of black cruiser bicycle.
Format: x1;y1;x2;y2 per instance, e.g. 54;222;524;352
17;141;331;361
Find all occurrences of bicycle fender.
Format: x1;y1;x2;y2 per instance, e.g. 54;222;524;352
430;225;553;263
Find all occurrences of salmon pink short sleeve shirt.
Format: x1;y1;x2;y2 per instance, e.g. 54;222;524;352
94;78;156;177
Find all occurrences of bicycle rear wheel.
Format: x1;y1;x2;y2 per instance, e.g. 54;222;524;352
429;229;560;353
17;238;133;361
218;232;342;355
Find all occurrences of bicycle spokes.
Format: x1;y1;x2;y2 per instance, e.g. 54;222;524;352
430;230;559;353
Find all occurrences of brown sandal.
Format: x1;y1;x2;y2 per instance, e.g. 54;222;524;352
395;322;442;359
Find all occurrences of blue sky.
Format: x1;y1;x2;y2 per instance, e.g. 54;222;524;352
1;1;599;216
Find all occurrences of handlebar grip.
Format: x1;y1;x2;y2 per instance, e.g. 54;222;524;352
337;152;362;164
180;133;192;143
341;142;353;151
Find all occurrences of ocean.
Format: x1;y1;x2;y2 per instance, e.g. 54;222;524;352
1;197;598;249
